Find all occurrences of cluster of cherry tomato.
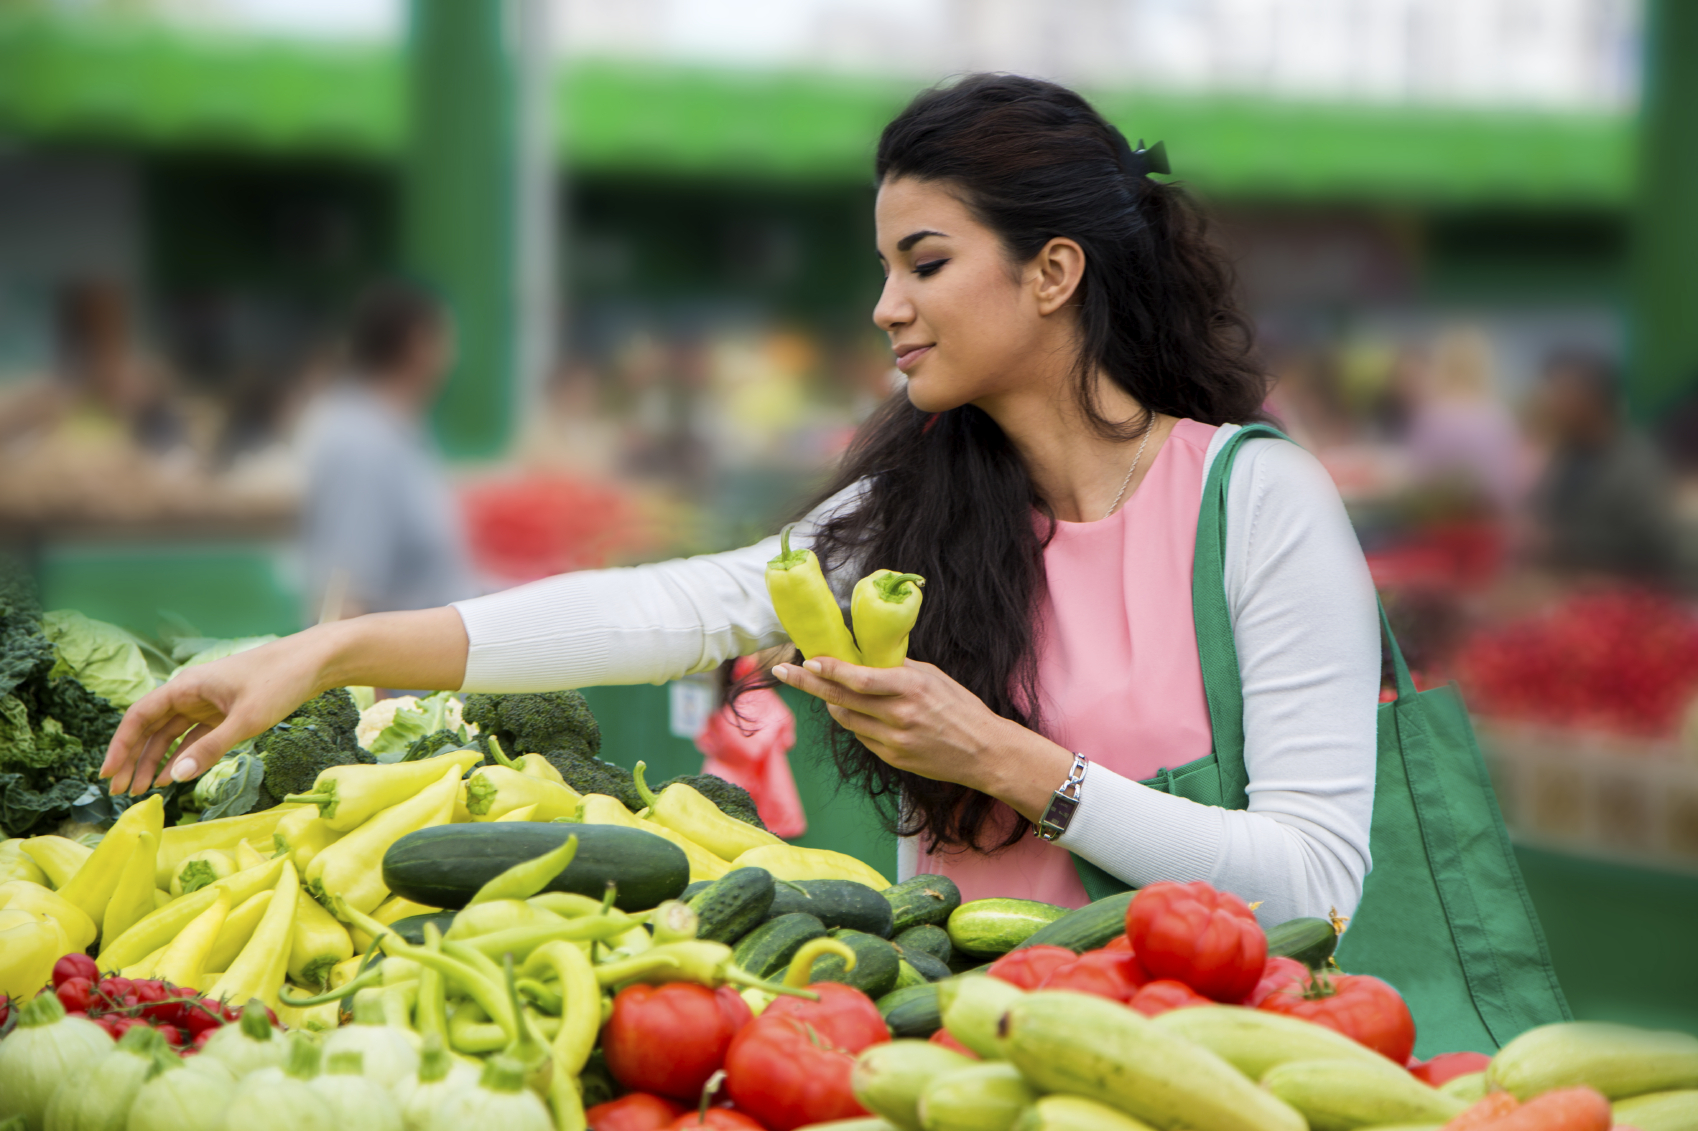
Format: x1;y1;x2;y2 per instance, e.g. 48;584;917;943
47;953;263;1052
1457;588;1698;739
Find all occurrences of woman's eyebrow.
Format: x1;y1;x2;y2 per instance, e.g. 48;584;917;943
897;229;947;252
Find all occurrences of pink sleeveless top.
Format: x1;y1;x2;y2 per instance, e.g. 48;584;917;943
914;418;1219;907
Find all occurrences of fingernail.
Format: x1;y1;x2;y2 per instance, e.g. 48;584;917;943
804;659;822;673
772;664;791;681
170;759;197;782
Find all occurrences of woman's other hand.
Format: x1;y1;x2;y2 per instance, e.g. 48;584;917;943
772;656;1074;821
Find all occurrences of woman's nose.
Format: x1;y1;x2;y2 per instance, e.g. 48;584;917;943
873;276;912;334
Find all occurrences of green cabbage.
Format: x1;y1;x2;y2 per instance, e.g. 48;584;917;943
40;610;155;709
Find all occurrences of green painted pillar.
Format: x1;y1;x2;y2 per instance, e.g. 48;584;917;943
1630;0;1698;419
405;0;553;458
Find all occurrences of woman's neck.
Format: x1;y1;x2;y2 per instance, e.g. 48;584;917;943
977;372;1177;524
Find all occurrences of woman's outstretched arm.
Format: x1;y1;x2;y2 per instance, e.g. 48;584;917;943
101;606;469;795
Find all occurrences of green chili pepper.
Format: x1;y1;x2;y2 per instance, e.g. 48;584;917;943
526;892;603;919
415;923;449;1040
647;900;698;945
766;525;862;663
466;835;579;906
524;940;601;1131
851;569;926;667
591;940;819;998
336;896;515;1037
449;1000;509;1054
279;964;384;1006
458;914;635;961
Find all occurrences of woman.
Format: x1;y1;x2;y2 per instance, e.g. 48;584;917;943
100;76;1378;925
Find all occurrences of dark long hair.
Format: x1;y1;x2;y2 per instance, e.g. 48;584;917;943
803;74;1268;854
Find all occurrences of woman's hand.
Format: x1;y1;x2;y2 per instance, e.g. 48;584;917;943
772;656;1075;821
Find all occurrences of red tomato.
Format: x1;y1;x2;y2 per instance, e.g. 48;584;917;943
1243;956;1309;1007
181;1000;225;1035
603;984;751;1102
987;946;1077;990
0;995;9;1028
1128;979;1212;1017
1127;881;1267;1003
758;983;888;1054
97;977;134;1004
56;977;95;1015
725;1013;868;1131
1100;935;1134;953
928;1029;977;1058
1409;1050;1491;1087
153;1023;184;1047
1258;972;1416;1064
664;1111;766;1131
52;953;99;988
586;1093;688;1131
1037;950;1146;1002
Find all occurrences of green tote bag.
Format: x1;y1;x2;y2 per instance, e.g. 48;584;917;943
1073;423;1571;1057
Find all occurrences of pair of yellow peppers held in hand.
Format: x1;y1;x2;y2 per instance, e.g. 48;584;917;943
765;524;925;667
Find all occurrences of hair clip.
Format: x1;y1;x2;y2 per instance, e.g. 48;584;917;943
1114;134;1171;179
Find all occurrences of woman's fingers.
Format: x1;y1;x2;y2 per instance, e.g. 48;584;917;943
123;712;201;796
153;717;240;788
774;661;900;720
802;657;911;695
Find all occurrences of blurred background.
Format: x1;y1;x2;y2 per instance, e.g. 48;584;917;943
2;0;1696;1031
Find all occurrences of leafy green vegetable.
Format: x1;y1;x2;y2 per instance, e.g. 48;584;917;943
40;609;156;709
192;751;265;820
360;691;468;762
0;564;54;700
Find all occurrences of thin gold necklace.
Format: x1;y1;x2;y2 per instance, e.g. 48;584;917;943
1102;425;1154;520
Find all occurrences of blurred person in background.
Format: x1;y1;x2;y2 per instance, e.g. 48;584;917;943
297;281;478;620
1404;327;1527;515
1527;349;1678;583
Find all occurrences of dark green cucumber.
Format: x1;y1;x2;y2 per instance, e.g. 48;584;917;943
947;898;1069;958
382;822;689;912
876;983;941;1038
681;880;714;902
893;924;953;966
894;960;927;991
689;867;776;944
1013;890;1136;953
1266;916;1338;968
386;912;457;946
768;879;895;938
895;946;951;983
882;874;962;934
731;912;827;980
809;929;900;998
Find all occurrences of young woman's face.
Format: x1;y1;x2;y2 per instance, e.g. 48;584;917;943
873;176;1075;413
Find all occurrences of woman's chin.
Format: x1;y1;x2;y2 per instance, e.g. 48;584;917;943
904;376;970;415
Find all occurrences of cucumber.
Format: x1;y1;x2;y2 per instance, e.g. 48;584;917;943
1261;1059;1465;1131
883;874;962;934
769;878;895;938
894;924;953;966
1002;991;1306;1131
917;1062;1036;1131
947;899;1068;958
385;912;458;946
897;948;952;983
1014;891;1135;953
940;974;1025;1059
1612;1089;1698;1131
811;928;902;999
851;1039;976;1131
1487;1022;1698;1101
1439;1073;1487;1103
878;983;943;1039
689;866;775;944
382;822;689;912
681;880;714;901
1151;1004;1395;1080
1014;1095;1157;1131
731;912;827;980
1265;916;1337;968
894;960;928;991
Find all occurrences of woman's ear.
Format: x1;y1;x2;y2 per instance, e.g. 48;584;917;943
1031;237;1087;316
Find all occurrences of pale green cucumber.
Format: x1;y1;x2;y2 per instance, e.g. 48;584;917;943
947;899;1067;958
916;1063;1036;1131
1611;1089;1698;1131
1152;1005;1397;1080
893;960;929;991
795;1121;901;1131
1260;1059;1465;1131
1013;1095;1159;1131
939;974;1025;1060
1001;991;1306;1131
1438;1072;1487;1103
1486;1022;1698;1101
851;1040;977;1131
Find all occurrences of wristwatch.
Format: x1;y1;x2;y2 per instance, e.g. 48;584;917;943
1034;752;1088;841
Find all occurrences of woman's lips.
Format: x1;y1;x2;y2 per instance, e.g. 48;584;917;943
895;345;932;372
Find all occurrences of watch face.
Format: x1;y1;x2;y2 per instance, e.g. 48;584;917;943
1039;791;1081;839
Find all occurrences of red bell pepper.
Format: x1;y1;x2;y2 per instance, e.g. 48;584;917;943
1129;979;1212;1017
603;983;753;1101
1037;949;1146;1002
1258;970;1416;1064
587;1094;689;1131
758;983;887;1054
724;1013;871;1131
664;1111;766;1131
1410;1050;1491;1087
928;1028;977;1058
1243;955;1308;1007
1126;880;1267;1002
1099;934;1133;953
987;945;1077;990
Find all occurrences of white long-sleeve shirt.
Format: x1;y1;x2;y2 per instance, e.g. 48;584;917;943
452;424;1380;923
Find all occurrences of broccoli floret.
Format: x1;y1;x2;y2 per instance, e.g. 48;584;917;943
552;750;643;810
401;728;474;763
658;774;768;830
461;691;623;800
252;687;366;808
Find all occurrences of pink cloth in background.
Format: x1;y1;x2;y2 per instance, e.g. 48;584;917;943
696;658;807;838
915;419;1219;907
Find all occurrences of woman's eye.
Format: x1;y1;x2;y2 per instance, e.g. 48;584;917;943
914;259;948;278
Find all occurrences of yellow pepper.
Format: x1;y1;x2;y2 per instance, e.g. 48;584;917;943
632;761;781;861
283;749;483;832
851;569;926;667
152;889;171;909
289;893;354;989
0;879;96;951
234;838;268;870
328;954;366;990
464;765;582;822
123;942;168;980
209;858;299;1011
99;854;284;968
170;849;237;898
766;525;862;663
102;830;160;945
273;807;343;871
0;839;48;887
0;908;69;1001
487;736;568;786
574;794;732;882
207;890;273;974
156;804;306;888
57;793;162;923
732;843;890;889
19;835;92;888
307;762;461;917
153;891;230;990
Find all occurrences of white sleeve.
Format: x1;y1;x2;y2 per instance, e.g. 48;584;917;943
1056;433;1380;925
452;483;866;691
